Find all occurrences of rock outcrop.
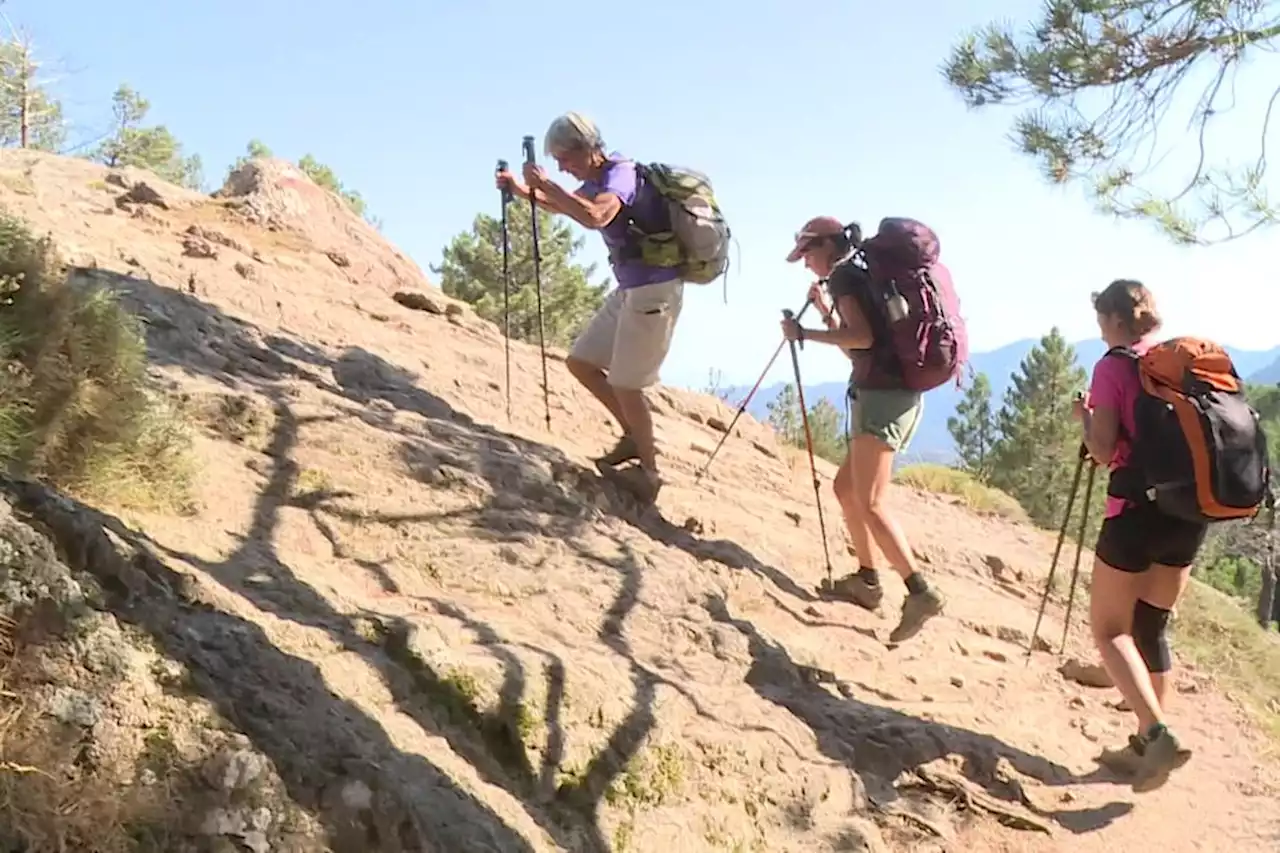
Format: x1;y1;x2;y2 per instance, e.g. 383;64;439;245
0;149;1274;853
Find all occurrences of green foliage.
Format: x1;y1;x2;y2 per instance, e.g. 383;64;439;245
894;463;1028;522
987;328;1089;528
434;206;609;348
1247;382;1280;467
766;384;845;464
1197;552;1264;604
0;212;193;509
0;38;64;151
947;370;997;481
297;153;367;218
942;1;1280;245
1173;581;1280;745
766;384;801;445
92;85;203;190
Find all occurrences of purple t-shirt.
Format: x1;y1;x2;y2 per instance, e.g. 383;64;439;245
578;153;674;289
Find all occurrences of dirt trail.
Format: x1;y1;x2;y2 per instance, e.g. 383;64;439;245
1;150;1276;852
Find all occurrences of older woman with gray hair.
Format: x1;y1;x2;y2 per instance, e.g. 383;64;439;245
497;112;683;504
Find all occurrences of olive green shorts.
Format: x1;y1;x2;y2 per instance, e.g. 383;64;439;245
849;387;924;453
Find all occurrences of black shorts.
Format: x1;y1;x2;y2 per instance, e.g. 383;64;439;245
1094;500;1208;574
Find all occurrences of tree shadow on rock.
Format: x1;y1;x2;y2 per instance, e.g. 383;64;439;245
366;541;665;853
703;595;1135;841
141;390;664;853
0;474;542;853
82;267;331;392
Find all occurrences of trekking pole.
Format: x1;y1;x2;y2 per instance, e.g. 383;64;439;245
695;297;816;482
1059;457;1097;654
523;135;552;432
497;158;514;424
1027;442;1089;663
782;308;835;586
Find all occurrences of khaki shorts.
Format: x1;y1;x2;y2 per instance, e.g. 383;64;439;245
569;279;684;390
850;387;923;453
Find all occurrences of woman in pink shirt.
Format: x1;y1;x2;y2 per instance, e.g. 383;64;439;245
1074;279;1205;793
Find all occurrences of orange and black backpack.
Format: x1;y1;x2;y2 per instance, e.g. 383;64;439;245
1107;337;1272;524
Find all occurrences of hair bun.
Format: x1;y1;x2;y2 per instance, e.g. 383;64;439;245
843;222;863;248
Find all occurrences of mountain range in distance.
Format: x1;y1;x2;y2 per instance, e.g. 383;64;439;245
715;338;1280;465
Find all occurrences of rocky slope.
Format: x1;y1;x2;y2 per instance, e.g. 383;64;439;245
0;149;1275;853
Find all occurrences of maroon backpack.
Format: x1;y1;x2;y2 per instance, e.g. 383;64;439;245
852;217;967;392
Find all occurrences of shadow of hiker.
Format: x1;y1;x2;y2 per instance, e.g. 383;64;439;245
702;595;1134;840
323;347;818;608
0;475;541;853
624;510;819;603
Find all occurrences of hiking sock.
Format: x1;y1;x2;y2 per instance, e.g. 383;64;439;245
904;572;929;596
1144;722;1169;742
856;567;880;586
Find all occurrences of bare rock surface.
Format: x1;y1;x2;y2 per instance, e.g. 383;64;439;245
0;149;1274;852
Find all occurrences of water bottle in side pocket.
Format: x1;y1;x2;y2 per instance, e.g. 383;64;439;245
884;279;909;323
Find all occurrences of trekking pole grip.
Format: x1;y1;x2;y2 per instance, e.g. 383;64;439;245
782;308;803;350
522;136;536;165
496;159;512;204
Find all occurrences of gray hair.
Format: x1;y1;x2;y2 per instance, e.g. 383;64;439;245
544;112;604;157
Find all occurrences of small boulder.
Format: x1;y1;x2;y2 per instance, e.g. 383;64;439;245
393;290;447;315
117;181;169;210
182;234;218;259
1058;657;1114;689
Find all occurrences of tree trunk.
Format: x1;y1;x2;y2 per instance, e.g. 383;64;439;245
1258;555;1277;628
18;84;27;149
15;40;31;149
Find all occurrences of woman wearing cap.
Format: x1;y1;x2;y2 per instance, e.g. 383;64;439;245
780;217;944;644
496;112;680;504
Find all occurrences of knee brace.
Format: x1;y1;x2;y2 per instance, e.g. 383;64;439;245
1133;599;1172;673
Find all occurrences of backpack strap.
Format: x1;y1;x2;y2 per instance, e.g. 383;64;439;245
1099;343;1148;503
1105;344;1139;360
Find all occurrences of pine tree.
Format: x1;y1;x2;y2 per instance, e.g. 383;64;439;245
806;397;845;464
766;385;845;464
988;328;1088;528
92;85;202;190
766;384;802;447
434;208;608;349
943;1;1279;245
947;371;997;481
0;34;65;151
297;153;367;219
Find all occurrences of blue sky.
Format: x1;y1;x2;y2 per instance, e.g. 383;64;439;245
18;0;1277;390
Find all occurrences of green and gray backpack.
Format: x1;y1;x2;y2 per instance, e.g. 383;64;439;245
626;162;733;292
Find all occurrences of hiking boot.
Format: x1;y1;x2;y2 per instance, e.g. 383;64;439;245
1130;725;1192;793
598;461;663;505
830;573;884;610
1096;734;1146;777
595;434;640;468
888;587;945;644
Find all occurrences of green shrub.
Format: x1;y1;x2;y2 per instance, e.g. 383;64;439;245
893;463;1028;523
1173;581;1280;747
0;212;193;510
